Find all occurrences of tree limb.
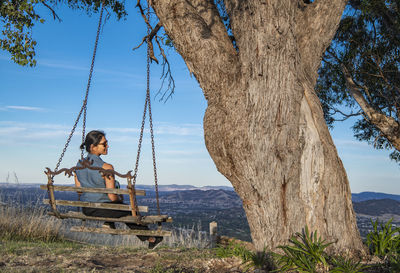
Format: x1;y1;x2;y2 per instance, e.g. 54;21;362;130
41;1;62;22
328;107;362;121
133;21;162;63
296;0;348;82
150;0;239;100
341;64;400;151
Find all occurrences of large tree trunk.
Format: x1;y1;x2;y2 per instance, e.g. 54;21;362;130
151;0;366;255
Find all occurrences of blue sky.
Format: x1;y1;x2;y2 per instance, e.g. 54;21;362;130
0;3;399;194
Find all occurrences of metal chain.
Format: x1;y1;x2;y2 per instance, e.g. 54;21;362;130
81;1;105;159
52;2;105;175
132;1;161;215
146;1;161;216
148;84;160;215
132;96;148;186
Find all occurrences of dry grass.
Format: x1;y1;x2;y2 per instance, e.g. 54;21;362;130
61;219;211;249
0;202;63;242
0;191;211;249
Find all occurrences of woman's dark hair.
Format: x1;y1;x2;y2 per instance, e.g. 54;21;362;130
80;130;105;153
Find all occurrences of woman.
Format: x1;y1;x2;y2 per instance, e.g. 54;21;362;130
74;130;162;249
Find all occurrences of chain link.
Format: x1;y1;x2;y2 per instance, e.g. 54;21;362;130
132;1;161;215
53;2;105;174
146;1;161;216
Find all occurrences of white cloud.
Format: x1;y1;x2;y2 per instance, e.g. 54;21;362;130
38;59;142;80
0;121;204;147
155;123;203;136
0;121;71;143
6;105;46;112
159;149;205;156
38;60;88;71
105;127;141;133
0;127;26;135
333;139;369;148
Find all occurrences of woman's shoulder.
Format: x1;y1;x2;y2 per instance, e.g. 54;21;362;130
102;162;114;170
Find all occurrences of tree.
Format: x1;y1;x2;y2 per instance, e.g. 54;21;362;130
1;0;366;255
317;0;400;162
149;0;365;255
0;0;126;66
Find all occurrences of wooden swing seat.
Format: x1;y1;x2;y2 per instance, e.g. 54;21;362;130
41;163;172;237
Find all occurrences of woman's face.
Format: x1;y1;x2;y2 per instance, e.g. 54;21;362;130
90;136;108;156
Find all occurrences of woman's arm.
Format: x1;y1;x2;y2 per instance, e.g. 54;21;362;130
74;173;81;187
74;173;82;196
103;163;120;202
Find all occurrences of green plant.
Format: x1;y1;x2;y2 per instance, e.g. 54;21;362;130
274;225;333;273
366;219;400;259
243;247;276;272
216;241;275;271
215;239;252;261
330;256;369;273
387;253;400;273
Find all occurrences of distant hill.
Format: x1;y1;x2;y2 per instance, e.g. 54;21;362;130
0;183;234;192
352;192;400;202
147;189;243;209
135;184;234;192
353;198;400;216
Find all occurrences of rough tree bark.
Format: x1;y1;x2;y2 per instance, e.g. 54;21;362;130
150;0;366;255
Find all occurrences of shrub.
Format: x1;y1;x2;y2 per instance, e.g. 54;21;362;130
215;240;275;271
366;219;400;259
330;256;369;273
215;239;252;261
274;226;332;273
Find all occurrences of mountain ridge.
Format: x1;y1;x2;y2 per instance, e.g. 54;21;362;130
1;182;399;201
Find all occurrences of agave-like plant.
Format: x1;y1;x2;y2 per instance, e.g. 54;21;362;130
242;247;276;272
330;256;369;273
274;225;333;273
366;219;400;259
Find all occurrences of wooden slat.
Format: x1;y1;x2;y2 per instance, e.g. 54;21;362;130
40;185;145;196
43;199;148;212
48;211;173;224
70;226;172;236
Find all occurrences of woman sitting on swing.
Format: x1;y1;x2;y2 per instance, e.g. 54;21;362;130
74;130;162;249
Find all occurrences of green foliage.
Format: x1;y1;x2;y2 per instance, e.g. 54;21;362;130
245;247;276;272
316;0;400;162
366;219;400;258
215;239;252;262
215;240;275;271
330;256;369;273
387;253;400;273
0;0;127;67
0;0;42;67
274;226;333;273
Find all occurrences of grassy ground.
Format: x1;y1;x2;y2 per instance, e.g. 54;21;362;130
0;200;245;272
0;239;245;272
1;193;398;272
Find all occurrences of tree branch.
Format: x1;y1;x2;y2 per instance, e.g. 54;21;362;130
154;35;175;101
341;64;400;151
328;107;362;121
41;1;62;22
296;0;348;83
133;21;162;63
150;0;239;100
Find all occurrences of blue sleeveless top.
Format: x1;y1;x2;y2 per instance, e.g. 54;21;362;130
75;153;110;203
